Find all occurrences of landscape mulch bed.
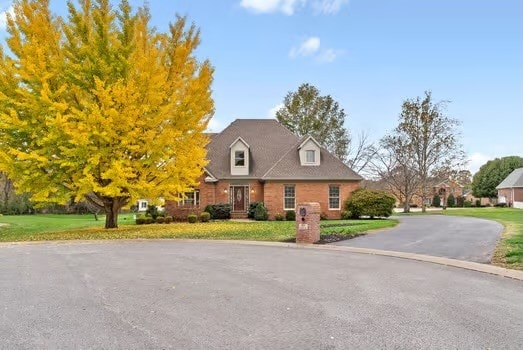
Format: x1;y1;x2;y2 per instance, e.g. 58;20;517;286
281;232;367;244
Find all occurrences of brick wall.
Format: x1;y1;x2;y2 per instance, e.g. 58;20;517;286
263;180;360;219
165;177;265;218
498;188;523;206
165;177;360;219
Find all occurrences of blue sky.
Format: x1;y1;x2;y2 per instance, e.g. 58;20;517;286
1;0;521;174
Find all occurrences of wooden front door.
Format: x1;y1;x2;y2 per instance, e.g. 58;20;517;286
233;186;246;211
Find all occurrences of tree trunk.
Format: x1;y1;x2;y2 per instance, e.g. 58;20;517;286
403;195;411;213
103;198;125;229
421;196;427;213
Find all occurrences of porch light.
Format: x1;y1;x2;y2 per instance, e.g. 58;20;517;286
251;189;255;194
223;188;228;194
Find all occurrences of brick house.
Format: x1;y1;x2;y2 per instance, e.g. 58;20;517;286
496;167;523;209
429;179;464;206
165;119;362;219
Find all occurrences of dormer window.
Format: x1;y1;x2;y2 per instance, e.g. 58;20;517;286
298;136;321;166
230;137;250;175
235;150;245;166
305;150;315;163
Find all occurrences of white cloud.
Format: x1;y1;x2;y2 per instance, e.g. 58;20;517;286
289;36;320;57
289;37;343;63
467;152;492;174
312;0;349;15
0;5;14;30
316;48;344;63
206;118;225;133
267;103;283;118
240;0;348;15
240;0;305;15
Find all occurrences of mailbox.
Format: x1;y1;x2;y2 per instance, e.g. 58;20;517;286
296;202;320;244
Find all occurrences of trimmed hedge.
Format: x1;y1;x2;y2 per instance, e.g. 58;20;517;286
200;212;211;222
344;189;395;218
285;210;296;221
248;201;263;219
254;202;268;221
204;203;231;220
188;214;197;223
432;195;441;208
447;193;456;208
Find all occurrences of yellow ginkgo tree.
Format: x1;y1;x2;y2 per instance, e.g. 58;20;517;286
0;0;214;228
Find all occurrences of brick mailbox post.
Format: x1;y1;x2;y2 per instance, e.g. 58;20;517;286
296;202;321;244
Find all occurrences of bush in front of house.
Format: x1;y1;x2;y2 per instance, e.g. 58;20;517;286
285;210;296;221
164;216;173;223
204;203;231;220
248;201;263;219
344;189;395;219
320;212;328;220
432;195;441;208
274;213;284;221
145;217;154;224
145;204;160;220
200;212;211;222
463;200;472;208
340;210;352;220
155;217;165;224
447;193;456;208
135;217;146;225
188;214;197;223
456;195;464;207
475;199;481;207
254;202;269;221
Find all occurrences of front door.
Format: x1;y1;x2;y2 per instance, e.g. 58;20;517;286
233;186;246;212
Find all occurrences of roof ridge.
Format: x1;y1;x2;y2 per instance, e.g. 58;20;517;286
261;138;302;179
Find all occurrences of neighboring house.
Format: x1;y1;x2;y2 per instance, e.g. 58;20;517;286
165;119;362;219
463;191;495;207
136;199;149;212
496;167;523;209
429;179;464;206
404;179;464;207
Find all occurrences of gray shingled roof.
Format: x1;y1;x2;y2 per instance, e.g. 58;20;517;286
496;167;523;189
205;119;362;181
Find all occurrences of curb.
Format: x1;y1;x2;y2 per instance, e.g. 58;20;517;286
1;238;522;281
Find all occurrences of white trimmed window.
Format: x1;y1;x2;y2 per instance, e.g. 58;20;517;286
305;150;315;163
328;185;340;210
284;185;296;210
234;151;245;166
179;190;200;207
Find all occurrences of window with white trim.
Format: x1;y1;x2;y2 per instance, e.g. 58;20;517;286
139;201;148;210
284;185;296;210
328;185;340;210
234;151;245;166
305;150;315;163
179;190;200;207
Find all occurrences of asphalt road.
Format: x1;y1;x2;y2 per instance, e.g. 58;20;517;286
333;215;503;263
1;241;522;349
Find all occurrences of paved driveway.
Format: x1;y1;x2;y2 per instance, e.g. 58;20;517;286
1;241;522;349
333;215;503;263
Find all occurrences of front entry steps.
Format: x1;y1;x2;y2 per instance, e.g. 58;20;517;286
231;211;248;219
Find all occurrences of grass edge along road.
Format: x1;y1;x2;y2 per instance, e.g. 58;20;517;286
0;214;397;244
399;208;523;270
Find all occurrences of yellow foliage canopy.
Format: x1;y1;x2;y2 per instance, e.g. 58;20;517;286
0;0;214;226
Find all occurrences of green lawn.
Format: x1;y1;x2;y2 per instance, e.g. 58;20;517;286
401;208;523;269
0;214;397;243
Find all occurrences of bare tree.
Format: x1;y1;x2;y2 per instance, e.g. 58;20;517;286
369;135;421;213
390;91;465;212
346;130;377;177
